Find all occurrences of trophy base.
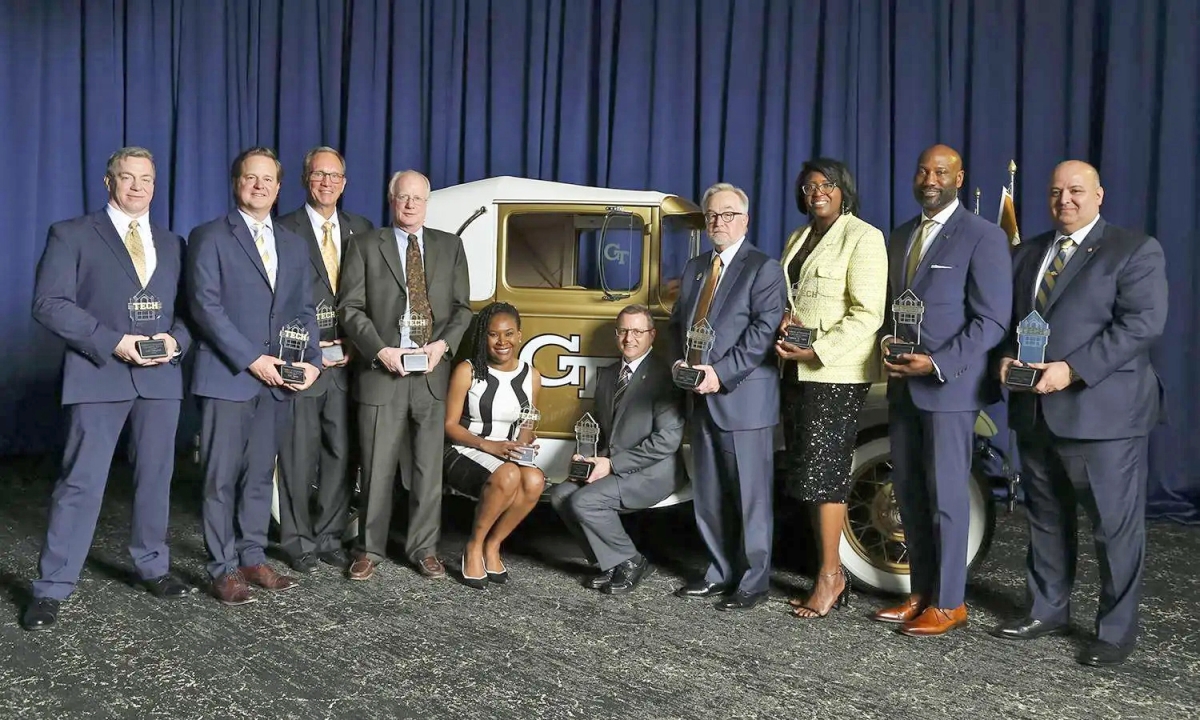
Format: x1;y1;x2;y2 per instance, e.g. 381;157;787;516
279;363;307;385
1005;366;1042;388
784;325;813;349
567;460;595;482
673;366;705;389
513;446;538;467
136;339;168;359
402;352;429;373
885;342;917;364
322;345;345;363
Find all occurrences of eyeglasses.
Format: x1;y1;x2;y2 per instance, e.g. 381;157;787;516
393;194;427;205
615;328;653;338
704;211;745;224
310;170;346;183
801;181;838;196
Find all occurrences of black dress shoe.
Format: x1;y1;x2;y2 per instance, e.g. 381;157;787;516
1077;639;1135;667
317;548;350;569
584;568;615;590
22;598;60;631
715;590;769;611
142;574;193;599
289;553;320;574
603;555;654;595
988;616;1069;641
674;580;730;599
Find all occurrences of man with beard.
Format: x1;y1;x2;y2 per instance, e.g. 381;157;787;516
873;144;1012;636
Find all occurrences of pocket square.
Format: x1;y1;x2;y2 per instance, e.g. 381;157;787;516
930;264;954;269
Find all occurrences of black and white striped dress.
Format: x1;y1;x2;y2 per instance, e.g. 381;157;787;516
449;360;535;473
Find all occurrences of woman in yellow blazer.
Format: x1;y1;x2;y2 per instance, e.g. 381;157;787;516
775;158;888;619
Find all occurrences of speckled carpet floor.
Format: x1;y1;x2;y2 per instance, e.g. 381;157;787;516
0;455;1196;720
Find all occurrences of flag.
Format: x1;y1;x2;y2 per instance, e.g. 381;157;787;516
998;187;1020;247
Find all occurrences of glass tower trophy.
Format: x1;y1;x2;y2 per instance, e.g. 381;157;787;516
567;413;601;481
398;310;431;373
277;321;310;384
673;318;716;389
1006;310;1050;388
510;404;541;466
128;290;168;359
316;300;343;363
886;290;925;364
783;281;814;349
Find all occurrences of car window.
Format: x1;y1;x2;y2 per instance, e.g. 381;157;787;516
505;212;643;291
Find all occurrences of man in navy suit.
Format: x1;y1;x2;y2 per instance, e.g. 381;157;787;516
187;147;321;606
874;145;1012;636
668;182;786;611
989;161;1167;667
25;147;193;630
275;146;373;573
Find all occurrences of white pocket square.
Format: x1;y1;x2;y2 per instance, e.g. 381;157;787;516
930;264;954;269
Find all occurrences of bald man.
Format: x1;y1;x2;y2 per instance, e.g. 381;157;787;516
874;145;1012;636
989;162;1167;667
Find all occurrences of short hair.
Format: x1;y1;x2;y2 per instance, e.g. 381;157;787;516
105;147;155;180
700;182;749;213
387;170;431;198
795;157;861;216
301;146;346;185
230;146;283;189
616;304;655;328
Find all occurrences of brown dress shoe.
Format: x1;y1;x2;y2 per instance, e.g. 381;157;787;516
347;556;377;581
416;555;446;579
212;571;255;606
871;595;925;624
899;604;969;637
239;564;299;591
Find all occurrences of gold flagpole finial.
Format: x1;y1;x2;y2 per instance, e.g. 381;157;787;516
973;187;981;214
1008;160;1017;196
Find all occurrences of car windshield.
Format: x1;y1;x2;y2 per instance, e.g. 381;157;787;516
659;213;704;310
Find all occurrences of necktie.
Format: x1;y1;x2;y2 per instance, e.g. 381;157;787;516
687;253;723;365
125;221;149;287
406;232;432;342
905;219;937;286
320;220;339;292
613;364;631;411
1035;235;1075;311
253;222;276;289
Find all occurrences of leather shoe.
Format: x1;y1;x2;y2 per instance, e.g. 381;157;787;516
21;598;60;631
871;595;926;624
674;580;730;599
318;548;351;569
988;616;1069;641
347;555;377;581
289;553;319;574
898;604;968;637
416;555;446;579
715;590;769;611
603;555;654;595
239;564;299;591
142;574;193;599
585;568;615;590
1077;639;1135;667
212;570;255;606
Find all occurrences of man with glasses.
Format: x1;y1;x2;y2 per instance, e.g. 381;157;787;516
275;147;374;573
668;183;786;611
339;170;472;581
550;305;684;594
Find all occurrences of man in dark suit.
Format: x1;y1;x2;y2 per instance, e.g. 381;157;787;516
187;147;321;606
550;304;685;594
23;147;193;630
275;147;374;573
989;161;1167;667
668;182;787;611
874;144;1013;636
339;170;472;581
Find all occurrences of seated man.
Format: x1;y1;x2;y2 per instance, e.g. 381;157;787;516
550;304;685;594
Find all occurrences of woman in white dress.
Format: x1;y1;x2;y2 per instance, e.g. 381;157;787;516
443;302;545;589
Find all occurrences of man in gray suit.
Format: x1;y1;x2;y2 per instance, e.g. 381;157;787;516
668;182;787;611
550;305;685;594
990;161;1167;667
338;170;472;581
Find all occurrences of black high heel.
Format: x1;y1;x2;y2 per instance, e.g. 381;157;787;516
460;553;488;590
484;557;509;584
790;565;851;619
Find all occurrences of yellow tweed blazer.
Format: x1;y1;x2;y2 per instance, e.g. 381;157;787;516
781;213;888;384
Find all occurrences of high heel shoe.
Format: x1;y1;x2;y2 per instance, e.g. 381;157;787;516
459;553;488;590
790;565;852;619
484;557;509;585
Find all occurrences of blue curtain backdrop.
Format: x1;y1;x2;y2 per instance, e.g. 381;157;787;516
1;0;1196;520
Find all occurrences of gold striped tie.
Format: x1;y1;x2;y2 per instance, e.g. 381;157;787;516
125;221;149;287
320;221;339;293
253;223;276;289
1035;236;1074;311
905;219;936;287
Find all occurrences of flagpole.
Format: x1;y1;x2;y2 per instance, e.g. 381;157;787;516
974;187;981;215
1008;159;1016;198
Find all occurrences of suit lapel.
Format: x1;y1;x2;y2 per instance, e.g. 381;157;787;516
298;212;335;294
229;211;273;289
611;360;645;430
596;364;615;445
889;219;916;297
337;211;357;263
422;228;440;292
377;228;406;291
92;212;142;287
1045;218;1105;312
147;222;175;291
911;206;965;289
1016;233;1055;318
708;242;750;324
800;214;846;280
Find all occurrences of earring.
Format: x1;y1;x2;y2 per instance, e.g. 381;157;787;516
841;200;848;216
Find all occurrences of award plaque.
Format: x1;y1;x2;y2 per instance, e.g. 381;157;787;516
510;404;541;466
673;319;716;389
886;290;925;364
277;321;309;384
567;413;601;481
1006;310;1050;388
316;301;344;363
128;290;168;359
398;311;431;373
783;325;814;349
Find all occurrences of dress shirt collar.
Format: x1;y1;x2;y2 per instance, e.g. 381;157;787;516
238;209;273;236
715;236;746;265
106;204;150;237
922;197;959;226
1057;214;1101;245
622;348;652;375
305;203;339;234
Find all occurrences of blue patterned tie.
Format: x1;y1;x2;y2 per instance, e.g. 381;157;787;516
1036;236;1074;311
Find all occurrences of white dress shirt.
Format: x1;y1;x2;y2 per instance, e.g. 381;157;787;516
107;204;156;279
713;236;746;292
621;348;652;377
238;209;277;281
905;197;960;265
394;226;425;277
306;204;341;257
1031;214;1100;304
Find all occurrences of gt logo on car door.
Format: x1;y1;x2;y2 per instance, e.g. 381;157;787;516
519;333;618;399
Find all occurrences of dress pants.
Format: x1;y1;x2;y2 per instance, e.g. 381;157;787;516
277;381;351;557
33;398;179;600
550;476;638;571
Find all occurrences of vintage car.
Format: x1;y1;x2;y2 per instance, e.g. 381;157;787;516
271;176;1011;594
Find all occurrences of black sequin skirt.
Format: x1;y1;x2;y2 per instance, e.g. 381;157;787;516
780;380;871;503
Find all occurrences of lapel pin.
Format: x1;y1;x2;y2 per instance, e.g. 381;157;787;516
695;272;703;281
1087;247;1094;253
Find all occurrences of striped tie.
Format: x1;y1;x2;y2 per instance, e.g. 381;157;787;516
1035;236;1074;311
253;222;276;289
320;221;339;292
905;219;936;287
613;364;631;410
124;221;149;287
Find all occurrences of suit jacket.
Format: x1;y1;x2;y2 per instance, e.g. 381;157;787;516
782;213;888;384
1005;218;1167;439
187;210;320;402
338;225;472;404
667;240;787;431
32;210;192;405
884;204;1012;412
593;355;686;508
276;206;374;396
